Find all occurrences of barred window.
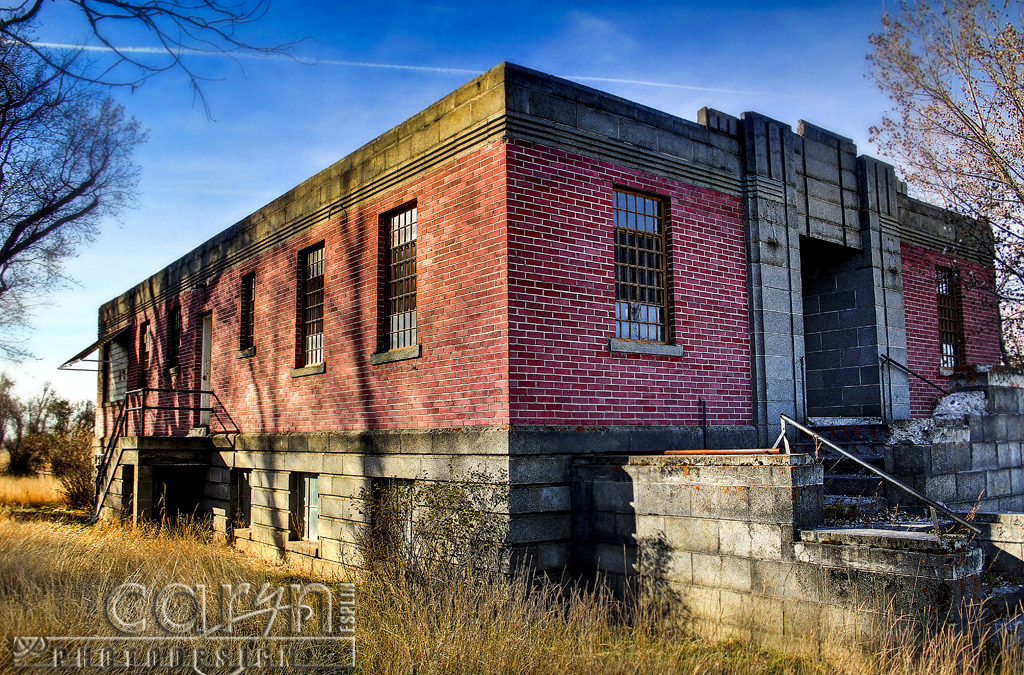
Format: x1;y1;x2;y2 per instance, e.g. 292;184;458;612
384;206;417;350
240;272;255;351
137;321;150;385
166;307;181;369
299;245;325;367
614;190;668;342
936;266;965;370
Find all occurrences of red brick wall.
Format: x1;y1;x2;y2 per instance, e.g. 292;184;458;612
901;241;1002;417
102;141;509;435
506;141;752;426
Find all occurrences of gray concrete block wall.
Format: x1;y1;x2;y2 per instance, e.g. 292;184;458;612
572;452;980;643
887;370;1024;512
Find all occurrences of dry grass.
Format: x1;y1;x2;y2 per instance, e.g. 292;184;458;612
0;498;1020;673
0;473;61;507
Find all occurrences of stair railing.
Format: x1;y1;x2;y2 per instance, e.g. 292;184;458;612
91;387;240;521
774;413;980;534
91;391;135;522
879;352;950;396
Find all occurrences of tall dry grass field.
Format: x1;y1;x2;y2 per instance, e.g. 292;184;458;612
0;473;61;507
0;497;1020;673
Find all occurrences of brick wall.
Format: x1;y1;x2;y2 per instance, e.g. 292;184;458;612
102;141;509;436
901;241;1001;417
506;141;751;426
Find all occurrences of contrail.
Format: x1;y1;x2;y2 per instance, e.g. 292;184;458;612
29;41;773;95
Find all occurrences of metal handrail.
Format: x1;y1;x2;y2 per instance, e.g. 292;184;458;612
92;387;240;520
775;414;980;534
124;386;240;437
879;352;950;396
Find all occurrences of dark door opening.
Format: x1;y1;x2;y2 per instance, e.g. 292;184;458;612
800;237;881;419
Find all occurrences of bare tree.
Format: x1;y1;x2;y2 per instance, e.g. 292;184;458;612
0;37;142;359
868;0;1024;362
0;1;293;113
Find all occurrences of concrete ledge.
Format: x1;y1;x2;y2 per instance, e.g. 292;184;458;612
609;338;685;357
236;347;256;359
370;344;421;365
290;362;326;378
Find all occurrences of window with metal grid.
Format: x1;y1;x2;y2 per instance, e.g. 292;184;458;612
166;307;181;369
614;189;668;342
240;272;255;351
137;321;150;384
385;206;417;350
936;266;965;370
299;245;325;366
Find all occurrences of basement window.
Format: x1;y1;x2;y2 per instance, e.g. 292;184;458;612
289;473;319;542
936;266;966;370
231;468;251;529
613;189;669;343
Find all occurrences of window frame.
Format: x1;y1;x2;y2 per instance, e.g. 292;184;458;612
296;243;325;369
231;468;251;529
612;188;671;344
165;306;181;371
239;272;256;353
380;203;418;353
936;266;966;371
290;472;319;542
137;321;151;386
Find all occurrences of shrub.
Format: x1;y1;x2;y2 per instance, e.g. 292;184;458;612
357;469;509;583
48;428;94;510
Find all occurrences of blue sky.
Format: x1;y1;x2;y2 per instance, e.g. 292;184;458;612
9;0;891;402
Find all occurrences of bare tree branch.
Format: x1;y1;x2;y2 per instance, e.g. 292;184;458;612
869;0;1024;363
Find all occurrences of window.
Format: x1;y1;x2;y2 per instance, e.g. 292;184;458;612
614;189;668;342
166;307;181;369
137;321;150;385
105;337;129;402
290;473;319;541
231;468;251;529
383;206;418;351
936;266;966;370
240;273;255;352
298;245;325;367
369;477;413;558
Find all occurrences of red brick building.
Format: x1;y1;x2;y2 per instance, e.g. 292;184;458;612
64;63;1001;568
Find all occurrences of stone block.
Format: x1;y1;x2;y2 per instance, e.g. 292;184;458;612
664;516;719;554
591;480;635;514
692;485;750;520
720;556;753;593
691;552;723;588
926;474;957;502
972;442;999;471
956;471;987;502
719;520;752;558
997;442;1023;468
987;469;1012;498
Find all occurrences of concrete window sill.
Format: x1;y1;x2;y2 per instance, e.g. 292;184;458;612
167;366;180;375
370;344;422;365
285;539;320;557
237;347;256;359
609;338;685;357
290;362;326;378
